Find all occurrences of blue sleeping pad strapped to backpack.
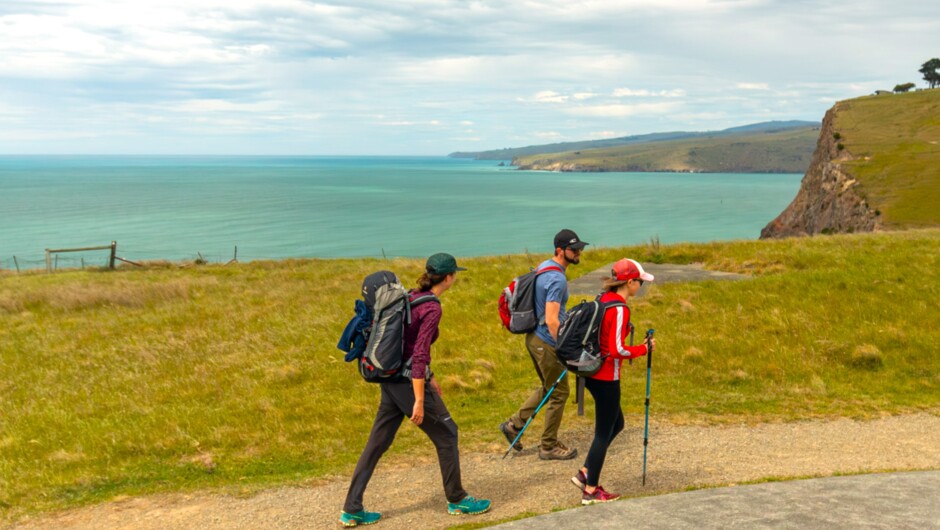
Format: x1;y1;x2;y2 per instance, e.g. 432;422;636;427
337;299;372;362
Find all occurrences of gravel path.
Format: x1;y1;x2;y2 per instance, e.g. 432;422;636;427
8;413;939;530
567;262;750;297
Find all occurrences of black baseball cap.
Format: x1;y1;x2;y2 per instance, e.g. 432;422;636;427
554;229;588;250
426;252;467;275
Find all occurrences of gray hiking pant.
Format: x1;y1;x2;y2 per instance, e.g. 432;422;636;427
343;382;467;513
510;332;570;451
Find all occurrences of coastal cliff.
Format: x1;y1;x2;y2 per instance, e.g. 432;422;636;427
760;105;880;238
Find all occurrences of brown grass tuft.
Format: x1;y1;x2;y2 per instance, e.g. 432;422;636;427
474;359;496;371
48;450;85;464
849;344;884;370
1;279;201;313
182;452;216;473
684;346;704;363
443;374;472;390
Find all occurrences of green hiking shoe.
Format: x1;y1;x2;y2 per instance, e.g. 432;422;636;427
447;495;492;515
339;509;382;527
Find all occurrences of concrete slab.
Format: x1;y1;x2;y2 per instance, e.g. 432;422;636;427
489;471;940;529
569;263;750;297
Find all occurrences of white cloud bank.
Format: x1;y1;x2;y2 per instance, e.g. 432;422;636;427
0;0;938;154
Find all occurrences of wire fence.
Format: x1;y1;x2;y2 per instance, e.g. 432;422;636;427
0;244;432;273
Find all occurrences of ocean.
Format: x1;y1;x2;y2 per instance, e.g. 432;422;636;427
0;156;801;269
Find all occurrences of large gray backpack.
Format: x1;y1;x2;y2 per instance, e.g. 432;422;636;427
359;271;438;383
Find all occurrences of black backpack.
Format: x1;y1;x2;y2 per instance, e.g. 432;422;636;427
498;264;564;334
555;297;626;377
358;271;439;383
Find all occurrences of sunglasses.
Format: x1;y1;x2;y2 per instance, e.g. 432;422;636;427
634;279;644;286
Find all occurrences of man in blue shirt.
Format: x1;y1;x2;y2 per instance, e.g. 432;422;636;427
500;229;587;460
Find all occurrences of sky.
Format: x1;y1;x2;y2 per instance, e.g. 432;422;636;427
1;0;937;155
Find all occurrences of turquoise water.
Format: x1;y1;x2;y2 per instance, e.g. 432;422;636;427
0;156;801;269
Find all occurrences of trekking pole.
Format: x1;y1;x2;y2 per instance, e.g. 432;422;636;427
642;329;655;486
503;369;568;459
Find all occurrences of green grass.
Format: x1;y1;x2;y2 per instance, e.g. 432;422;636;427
512;127;817;173
1;230;939;519
834;89;940;228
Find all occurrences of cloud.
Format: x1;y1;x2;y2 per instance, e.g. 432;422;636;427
173;99;281;113
533;91;569;103
0;0;937;154
612;88;685;97
736;83;770;90
612;88;652;97
567;102;681;117
588;130;625;139
376;119;443;127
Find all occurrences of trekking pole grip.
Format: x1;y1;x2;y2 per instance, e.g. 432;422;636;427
645;328;655;367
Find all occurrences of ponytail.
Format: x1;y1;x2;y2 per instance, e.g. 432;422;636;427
602;278;628;292
417;271;447;291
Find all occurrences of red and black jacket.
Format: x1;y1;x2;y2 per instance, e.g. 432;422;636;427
592;291;648;381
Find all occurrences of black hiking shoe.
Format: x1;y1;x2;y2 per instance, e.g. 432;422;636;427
499;420;523;451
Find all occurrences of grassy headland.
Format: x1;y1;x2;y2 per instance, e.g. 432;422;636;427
1;230;938;518
833;90;940;228
449;120;817;163
511;125;817;173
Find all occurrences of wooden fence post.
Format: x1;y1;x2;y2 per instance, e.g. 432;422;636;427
45;249;52;273
13;256;19;273
109;241;117;270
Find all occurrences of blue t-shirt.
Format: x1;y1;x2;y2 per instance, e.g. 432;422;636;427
533;258;568;346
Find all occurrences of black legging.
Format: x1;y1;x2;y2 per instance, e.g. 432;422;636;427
583;377;624;487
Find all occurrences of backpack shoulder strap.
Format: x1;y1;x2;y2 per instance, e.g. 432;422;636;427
404;293;440;325
535;264;564;276
409;294;441;307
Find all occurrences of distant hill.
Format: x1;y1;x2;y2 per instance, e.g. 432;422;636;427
509;123;819;174
762;89;940;237
448;121;819;164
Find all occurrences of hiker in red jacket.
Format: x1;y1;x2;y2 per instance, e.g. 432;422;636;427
571;258;657;505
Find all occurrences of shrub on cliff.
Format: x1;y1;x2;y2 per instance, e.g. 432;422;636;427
893;82;915;93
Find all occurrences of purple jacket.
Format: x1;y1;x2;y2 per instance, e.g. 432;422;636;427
403;290;441;380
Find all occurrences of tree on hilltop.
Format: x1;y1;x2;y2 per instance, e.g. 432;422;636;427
893;82;915;93
920;58;940;88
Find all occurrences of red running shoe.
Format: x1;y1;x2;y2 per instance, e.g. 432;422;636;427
581;485;620;505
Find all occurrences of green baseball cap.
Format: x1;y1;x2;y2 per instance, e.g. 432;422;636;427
425;252;467;275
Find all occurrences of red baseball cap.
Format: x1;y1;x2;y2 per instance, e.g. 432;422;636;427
611;258;655;282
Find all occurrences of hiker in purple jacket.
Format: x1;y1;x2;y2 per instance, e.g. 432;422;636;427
340;253;491;527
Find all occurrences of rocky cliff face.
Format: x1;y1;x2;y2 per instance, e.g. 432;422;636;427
760;105;881;239
512;160;590;172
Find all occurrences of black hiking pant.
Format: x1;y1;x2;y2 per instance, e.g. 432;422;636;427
343;381;467;513
583;377;625;487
